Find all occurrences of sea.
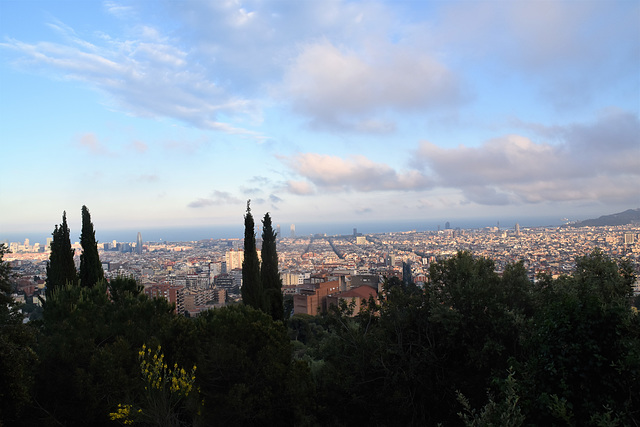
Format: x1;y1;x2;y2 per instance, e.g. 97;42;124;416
1;216;566;246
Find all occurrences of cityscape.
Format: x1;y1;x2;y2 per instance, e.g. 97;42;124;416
1;0;638;423
6;220;640;318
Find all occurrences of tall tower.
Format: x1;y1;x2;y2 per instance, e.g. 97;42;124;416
136;232;143;254
277;224;281;240
290;224;295;238
515;223;521;237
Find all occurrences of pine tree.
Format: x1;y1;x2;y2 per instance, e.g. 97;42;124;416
241;200;263;310
79;205;104;287
46;211;77;296
261;212;283;321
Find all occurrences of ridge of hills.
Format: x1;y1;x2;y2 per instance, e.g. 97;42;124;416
567;208;640;227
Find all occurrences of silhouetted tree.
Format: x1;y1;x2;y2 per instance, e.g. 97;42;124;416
79;205;104;287
34;280;179;426
261;212;283;321
193;305;313;426
518;249;639;425
46;211;77;296
241;200;262;310
0;244;37;424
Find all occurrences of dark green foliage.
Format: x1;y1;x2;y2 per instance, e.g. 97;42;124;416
427;252;531;419
45;211;78;295
241;200;263;310
189;305;314;426
573;248;635;302
0;244;37;424
457;369;526;427
517;249;640;425
0;243;15;312
32;280;179;426
12;207;639;427
108;275;142;303
261;212;284;321
79;205;104;287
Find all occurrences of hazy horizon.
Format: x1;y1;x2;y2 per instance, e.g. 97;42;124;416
1;214;577;245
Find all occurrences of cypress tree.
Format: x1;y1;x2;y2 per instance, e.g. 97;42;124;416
79;205;104;287
241;200;263;310
261;212;283;321
46;211;77;296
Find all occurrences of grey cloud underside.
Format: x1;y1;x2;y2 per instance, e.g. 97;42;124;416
284;154;432;193
285;111;639;205
413;111;640;205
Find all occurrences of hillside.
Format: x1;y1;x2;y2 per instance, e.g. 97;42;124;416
569;208;640;227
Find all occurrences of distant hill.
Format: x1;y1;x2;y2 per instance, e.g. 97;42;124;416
568;208;640;227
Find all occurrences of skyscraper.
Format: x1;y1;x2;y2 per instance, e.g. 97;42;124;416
136;232;143;254
624;233;635;245
290;224;296;238
515;223;521;237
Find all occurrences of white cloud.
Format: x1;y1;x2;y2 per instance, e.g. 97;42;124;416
103;1;134;19
283;153;430;192
285;180;315;195
1;20;261;137
413;110;640;205
282;40;465;131
188;190;243;208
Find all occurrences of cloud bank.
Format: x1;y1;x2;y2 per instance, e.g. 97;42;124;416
282;111;639;206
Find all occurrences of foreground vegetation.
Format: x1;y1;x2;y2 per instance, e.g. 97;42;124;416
1;244;639;426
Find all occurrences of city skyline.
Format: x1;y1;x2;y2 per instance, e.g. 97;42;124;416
1;0;639;236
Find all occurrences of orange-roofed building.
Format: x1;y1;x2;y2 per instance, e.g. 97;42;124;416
326;285;378;316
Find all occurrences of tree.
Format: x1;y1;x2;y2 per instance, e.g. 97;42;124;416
427;252;531;422
0;243;37;424
33;280;180;426
79;205;104;288
261;212;283;321
0;244;15;316
241;200;262;310
192;305;312;426
518;249;640;425
46;211;77;296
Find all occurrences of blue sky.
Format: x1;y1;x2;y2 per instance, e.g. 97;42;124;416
1;0;639;238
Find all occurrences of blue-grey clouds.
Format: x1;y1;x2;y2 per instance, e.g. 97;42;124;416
281;110;639;207
413;110;640;205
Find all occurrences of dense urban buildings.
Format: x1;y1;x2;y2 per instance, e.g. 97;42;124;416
4;223;640;317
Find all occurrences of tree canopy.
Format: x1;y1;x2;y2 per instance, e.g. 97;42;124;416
79;205;104;287
241;200;263;311
45;211;77;295
0;244;37;424
6;204;639;427
261;212;283;321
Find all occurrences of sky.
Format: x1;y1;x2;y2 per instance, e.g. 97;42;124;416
1;0;639;241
